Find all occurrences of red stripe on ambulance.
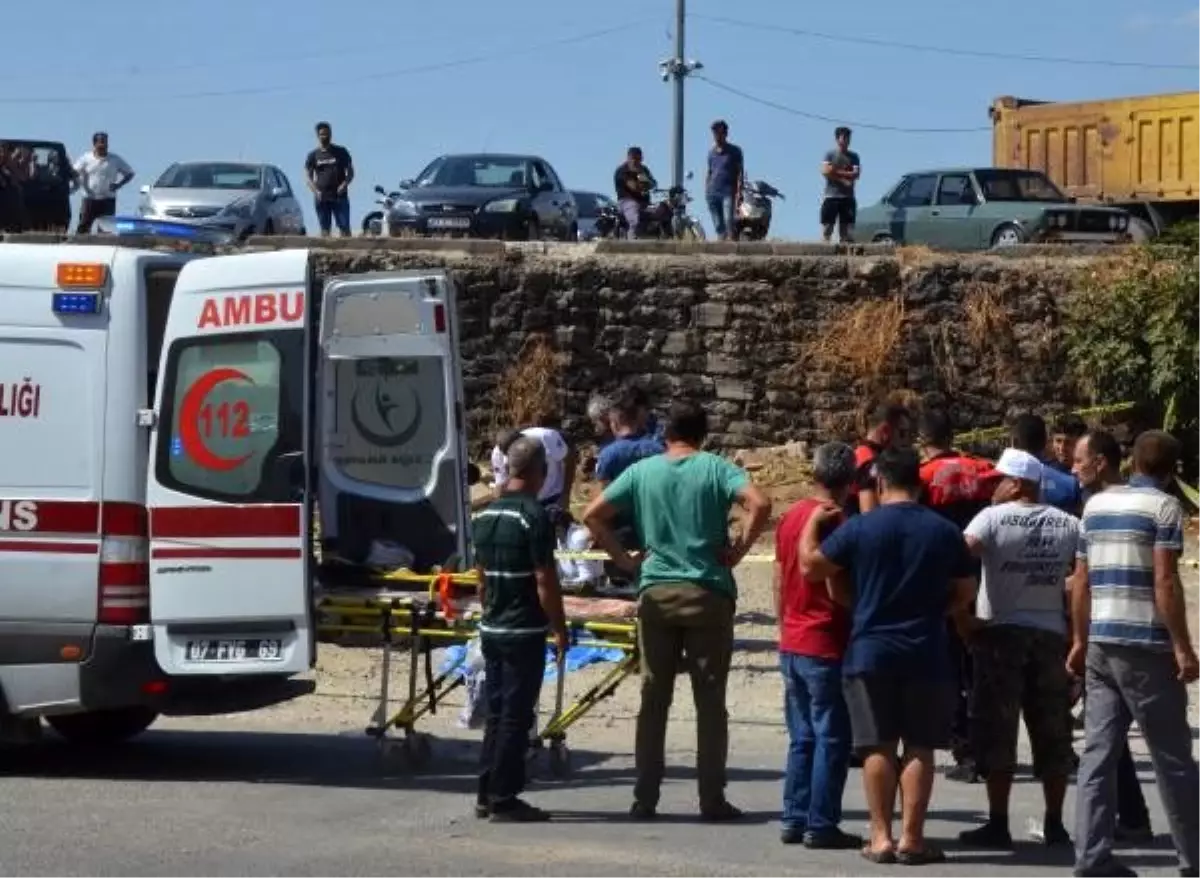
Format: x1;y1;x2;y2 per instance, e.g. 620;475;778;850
0;499;145;537
150;505;302;539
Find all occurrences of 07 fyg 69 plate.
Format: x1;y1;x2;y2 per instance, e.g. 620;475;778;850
185;639;283;663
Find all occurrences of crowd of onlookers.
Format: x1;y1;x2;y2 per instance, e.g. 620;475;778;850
471;392;1197;877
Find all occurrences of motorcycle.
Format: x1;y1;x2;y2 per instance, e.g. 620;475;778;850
362;184;402;236
594;183;706;241
734;179;784;241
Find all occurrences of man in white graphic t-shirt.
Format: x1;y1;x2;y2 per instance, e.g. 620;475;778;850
955;448;1079;851
72;131;134;234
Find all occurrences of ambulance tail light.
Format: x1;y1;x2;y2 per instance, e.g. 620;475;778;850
97;505;150;626
433;303;446;334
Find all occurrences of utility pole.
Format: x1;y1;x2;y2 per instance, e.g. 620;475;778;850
659;0;702;190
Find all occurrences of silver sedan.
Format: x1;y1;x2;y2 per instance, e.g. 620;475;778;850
138;161;306;239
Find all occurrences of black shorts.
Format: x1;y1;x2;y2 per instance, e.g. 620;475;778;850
844;672;953;752
820;197;856;228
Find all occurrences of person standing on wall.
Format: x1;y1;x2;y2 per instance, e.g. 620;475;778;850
613;146;657;240
305;121;354;238
1069;430;1199;878
705;119;745;241
582;400;771;822
774;442;860;850
820;126;860;243
73;131;134;234
472;437;568;823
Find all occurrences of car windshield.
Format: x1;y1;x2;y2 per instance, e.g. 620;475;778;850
414;156;529;188
974;169;1065;203
155;163;262;190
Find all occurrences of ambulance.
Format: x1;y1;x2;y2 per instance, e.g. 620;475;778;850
0;234;472;744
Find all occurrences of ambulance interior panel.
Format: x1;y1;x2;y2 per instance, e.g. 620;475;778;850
316;272;469;581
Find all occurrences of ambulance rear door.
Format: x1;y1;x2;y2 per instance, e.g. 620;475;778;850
317;270;471;572
146;249;313;676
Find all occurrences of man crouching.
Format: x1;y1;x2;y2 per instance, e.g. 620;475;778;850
473;437;568;822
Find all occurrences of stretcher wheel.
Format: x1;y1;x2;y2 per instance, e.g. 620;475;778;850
548;744;572;779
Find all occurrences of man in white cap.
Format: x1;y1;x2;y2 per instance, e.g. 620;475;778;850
955;449;1079;850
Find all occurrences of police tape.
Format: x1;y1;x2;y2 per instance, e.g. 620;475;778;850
552;550;775;563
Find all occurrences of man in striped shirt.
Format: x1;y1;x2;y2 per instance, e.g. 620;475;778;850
1069;430;1199;878
472;437;568;823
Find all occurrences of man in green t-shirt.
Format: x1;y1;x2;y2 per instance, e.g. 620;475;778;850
582;401;771;821
472;437;567;823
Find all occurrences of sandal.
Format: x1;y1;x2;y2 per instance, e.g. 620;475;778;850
861;845;898;864
896;845;946;865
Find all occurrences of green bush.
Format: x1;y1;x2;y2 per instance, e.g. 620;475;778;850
1062;238;1198;440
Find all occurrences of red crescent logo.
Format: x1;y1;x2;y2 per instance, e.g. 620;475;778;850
178;367;255;472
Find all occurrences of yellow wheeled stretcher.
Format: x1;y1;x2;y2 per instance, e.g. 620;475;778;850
315;567;638;777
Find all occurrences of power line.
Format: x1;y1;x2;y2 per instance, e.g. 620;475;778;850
691;13;1197;70
0;22;647;105
694;75;992;134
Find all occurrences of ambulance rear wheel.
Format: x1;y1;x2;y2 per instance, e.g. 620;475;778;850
46;707;158;745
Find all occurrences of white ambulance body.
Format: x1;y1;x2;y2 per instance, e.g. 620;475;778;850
0;239;470;743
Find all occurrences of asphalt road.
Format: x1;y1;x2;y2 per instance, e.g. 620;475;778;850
0;719;1190;876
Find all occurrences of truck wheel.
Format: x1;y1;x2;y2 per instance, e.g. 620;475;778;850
46;707;158;745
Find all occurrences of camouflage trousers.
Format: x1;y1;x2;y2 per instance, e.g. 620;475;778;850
969;624;1074;778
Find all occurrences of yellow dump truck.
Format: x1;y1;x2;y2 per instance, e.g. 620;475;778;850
990;92;1199;236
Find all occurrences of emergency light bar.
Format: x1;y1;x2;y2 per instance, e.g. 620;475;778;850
94;215;236;247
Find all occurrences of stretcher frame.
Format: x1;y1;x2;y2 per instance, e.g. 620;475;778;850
316;569;639;777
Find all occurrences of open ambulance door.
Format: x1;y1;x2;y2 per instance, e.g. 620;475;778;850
316;270;471;577
145;249;313;676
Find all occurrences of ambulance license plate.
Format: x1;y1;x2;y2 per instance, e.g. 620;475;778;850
185;639;283;663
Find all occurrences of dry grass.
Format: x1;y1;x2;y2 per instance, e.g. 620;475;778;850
926;323;960;392
962;281;1011;351
805;296;907;390
894;245;938;268
487;334;563;437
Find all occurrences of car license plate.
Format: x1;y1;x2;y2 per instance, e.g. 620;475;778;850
427;217;471;229
184;639;283;663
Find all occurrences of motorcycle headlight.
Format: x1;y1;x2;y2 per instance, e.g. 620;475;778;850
483;198;520;213
387;199;418;216
221;198;255;219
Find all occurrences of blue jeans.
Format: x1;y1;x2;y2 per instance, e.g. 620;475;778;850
315;195;351;235
781;652;851;834
706;193;736;240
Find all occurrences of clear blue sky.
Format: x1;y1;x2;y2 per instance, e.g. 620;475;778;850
5;0;1196;240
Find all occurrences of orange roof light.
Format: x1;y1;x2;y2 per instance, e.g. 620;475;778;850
56;262;108;289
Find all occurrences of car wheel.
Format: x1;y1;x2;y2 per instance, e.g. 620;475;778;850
46;707;158;745
990;223;1025;248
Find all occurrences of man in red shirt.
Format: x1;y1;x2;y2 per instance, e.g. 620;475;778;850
844;404;914;517
775;441;861;849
